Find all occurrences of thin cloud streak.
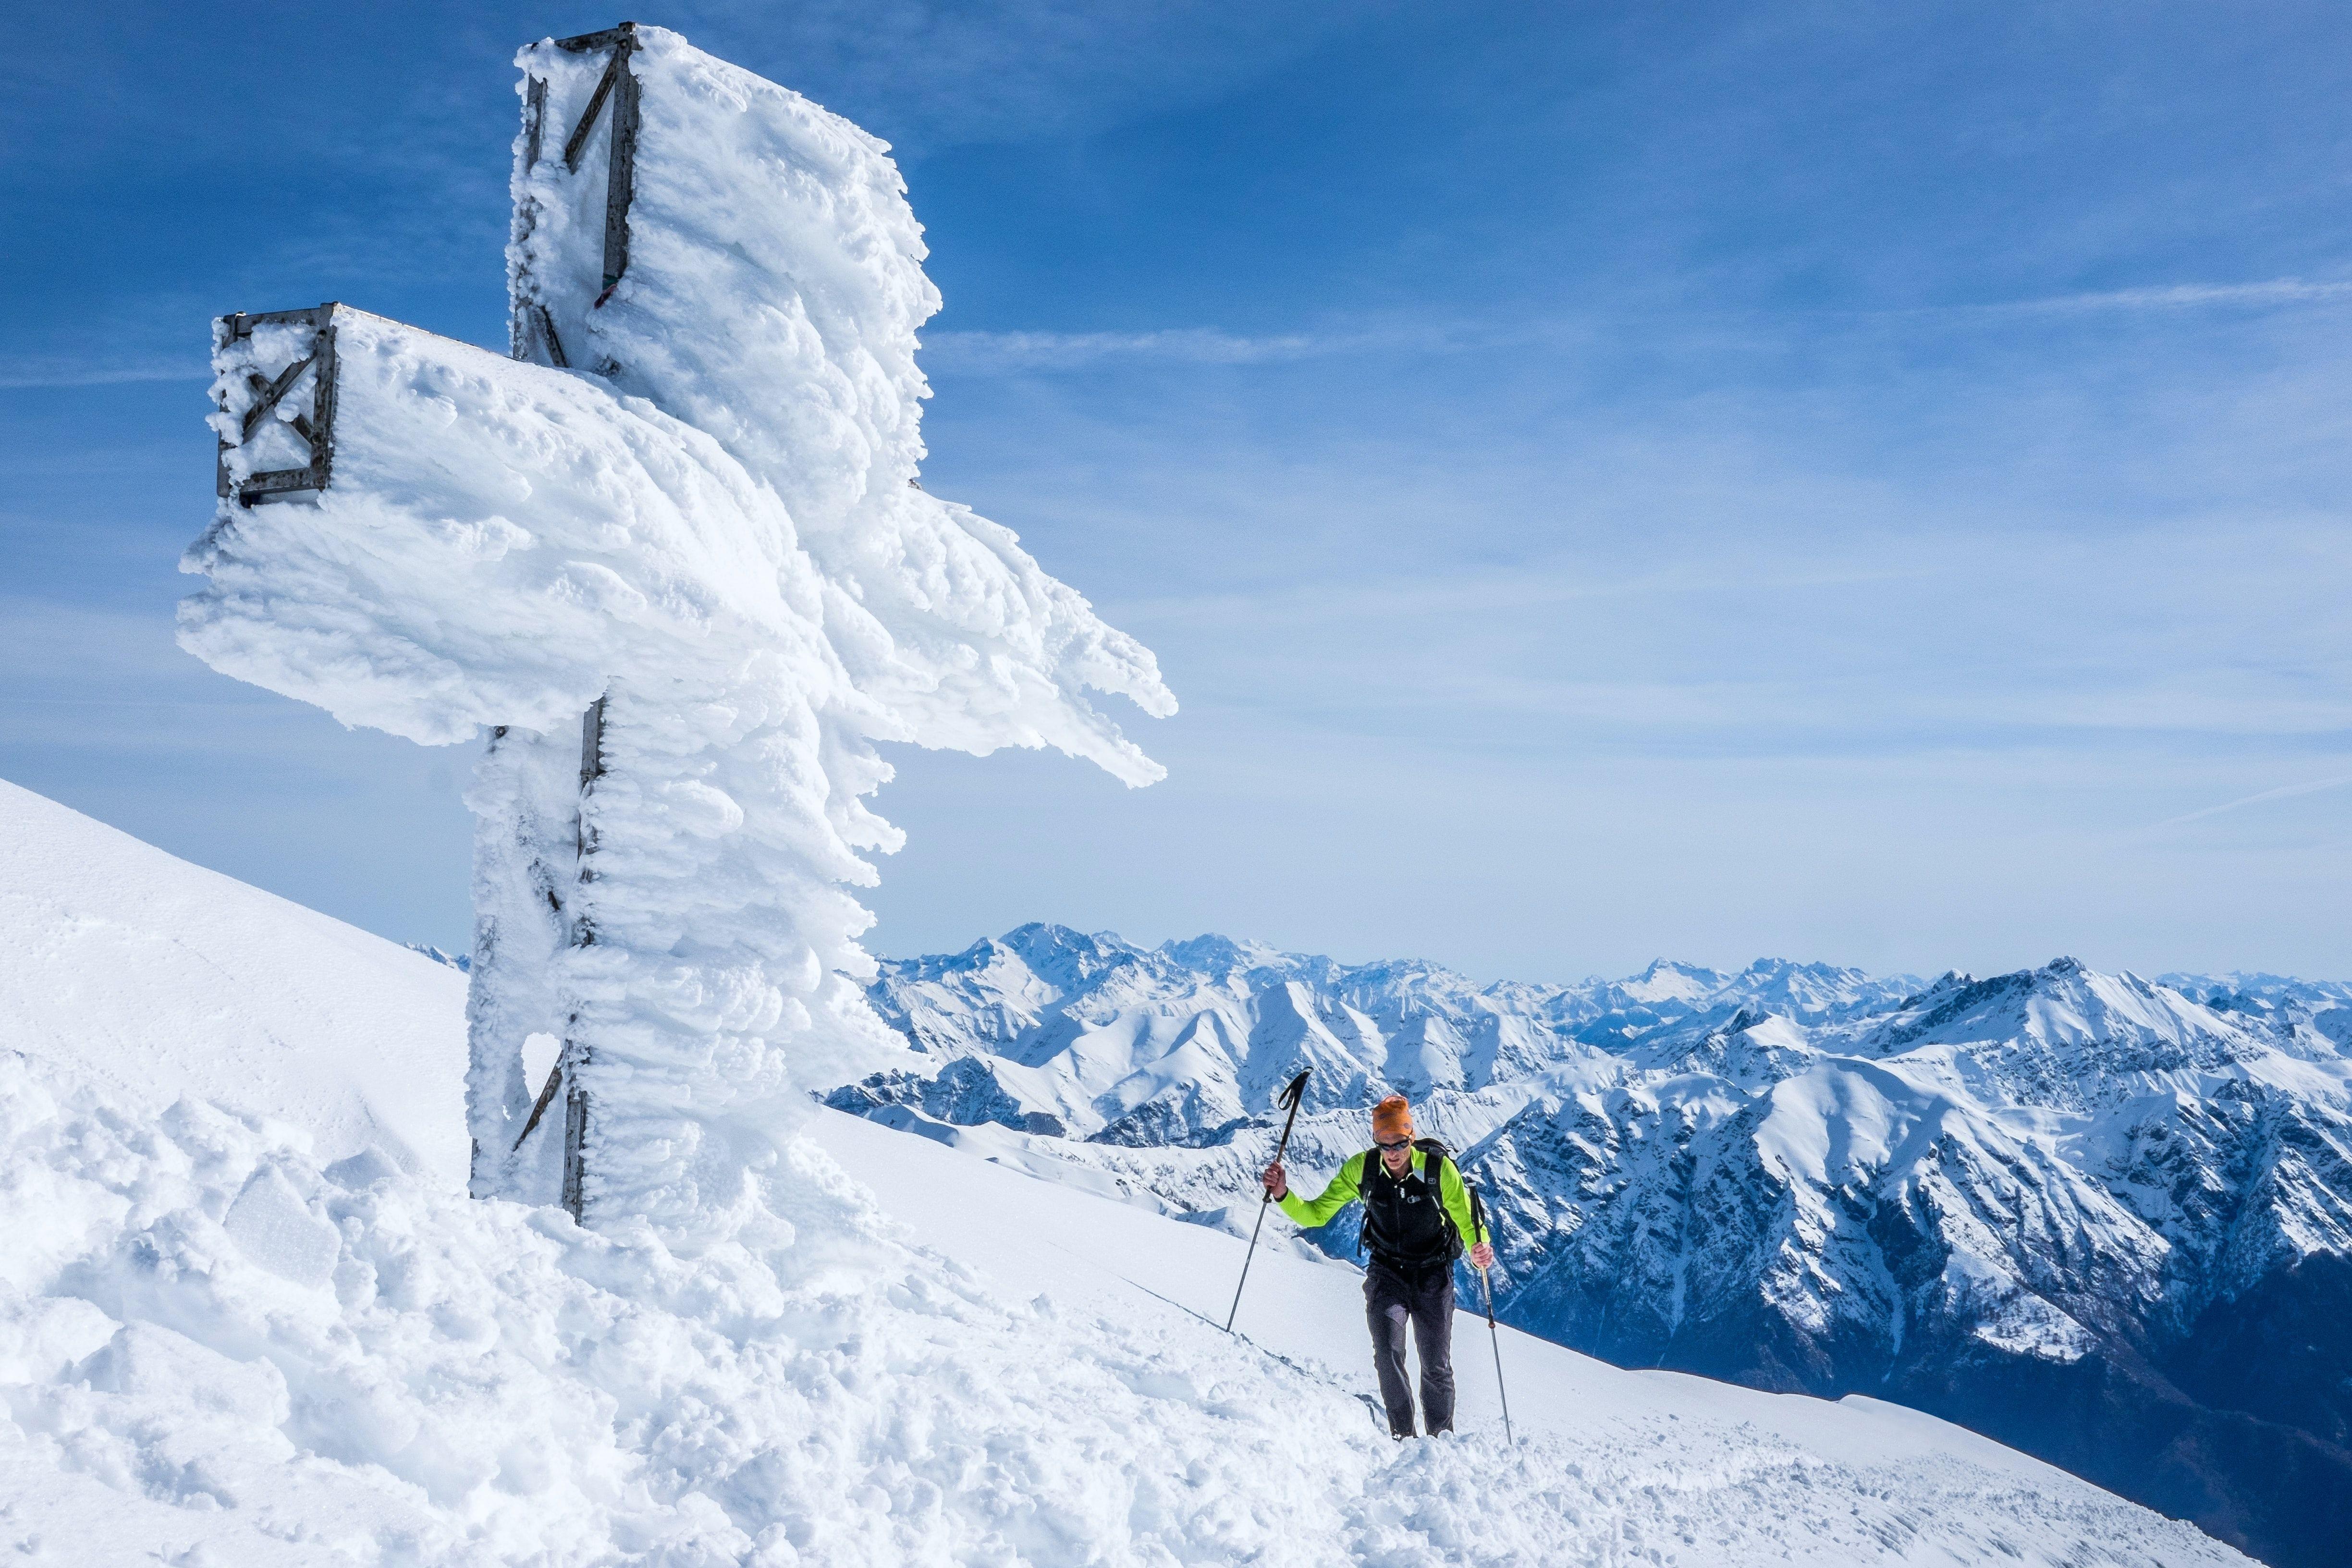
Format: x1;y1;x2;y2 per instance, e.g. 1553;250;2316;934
2157;773;2352;829
924;327;1323;370
922;319;1491;373
926;278;2352;379
0;357;208;389
2033;280;2352;311
1890;279;2352;321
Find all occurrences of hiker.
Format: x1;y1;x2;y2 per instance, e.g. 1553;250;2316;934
1262;1093;1493;1438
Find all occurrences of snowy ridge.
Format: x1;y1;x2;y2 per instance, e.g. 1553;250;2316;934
831;923;1918;1145
0;780;468;1180
828;929;2352;1566
0;781;2249;1565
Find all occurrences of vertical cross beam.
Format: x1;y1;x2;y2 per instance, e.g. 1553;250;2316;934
484;24;645;1218
510;26;638;392
470;723;579;1200
489;692;606;1219
553;22;641;300
559;691;609;1219
511;79;564;367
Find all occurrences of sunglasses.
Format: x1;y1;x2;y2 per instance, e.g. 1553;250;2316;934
1374;1137;1414;1151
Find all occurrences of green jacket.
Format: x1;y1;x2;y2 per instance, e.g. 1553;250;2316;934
1277;1147;1486;1253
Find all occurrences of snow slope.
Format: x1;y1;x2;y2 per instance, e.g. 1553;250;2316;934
0;779;467;1181
0;782;2248;1564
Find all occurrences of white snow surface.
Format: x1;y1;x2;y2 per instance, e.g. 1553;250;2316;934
0;780;466;1182
178;25;1171;1239
0;782;2251;1565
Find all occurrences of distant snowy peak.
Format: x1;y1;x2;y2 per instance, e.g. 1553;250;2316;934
1154;931;1301;978
2160;969;2352;1013
1845;956;2301;1108
1616;957;1727;1004
1728;956;1909;1017
1628;1007;1819;1088
878;929;1922;1043
994;921;1155;988
855;924;1556;1139
1501;957;1923;1050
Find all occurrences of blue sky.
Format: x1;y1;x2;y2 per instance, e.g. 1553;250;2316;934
4;1;2349;983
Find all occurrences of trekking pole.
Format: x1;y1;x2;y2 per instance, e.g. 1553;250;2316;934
1224;1067;1312;1334
1479;1265;1514;1444
1470;1186;1514;1443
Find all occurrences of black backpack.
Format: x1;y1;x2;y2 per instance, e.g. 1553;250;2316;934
1357;1137;1478;1265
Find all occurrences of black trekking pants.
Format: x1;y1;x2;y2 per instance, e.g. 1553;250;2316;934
1364;1258;1455;1437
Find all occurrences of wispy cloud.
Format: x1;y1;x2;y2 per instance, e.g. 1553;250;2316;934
2157;773;2352;829
922;318;1491;373
1981;279;2352;316
924;326;1325;371
0;355;208;389
929;280;2352;375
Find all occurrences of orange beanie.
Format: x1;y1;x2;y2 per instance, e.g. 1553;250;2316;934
1372;1095;1413;1142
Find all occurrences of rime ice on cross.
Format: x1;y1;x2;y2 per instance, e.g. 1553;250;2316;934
181;23;1175;1243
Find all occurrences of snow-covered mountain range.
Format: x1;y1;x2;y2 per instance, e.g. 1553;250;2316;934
826;924;2352;1568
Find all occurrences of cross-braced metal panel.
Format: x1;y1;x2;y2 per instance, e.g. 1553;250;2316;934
214;304;340;506
556;22;642;298
513;21;641;370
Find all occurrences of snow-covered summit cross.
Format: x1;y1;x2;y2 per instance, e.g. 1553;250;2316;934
182;23;1174;1243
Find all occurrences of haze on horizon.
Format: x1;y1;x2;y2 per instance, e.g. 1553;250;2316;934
3;1;2347;985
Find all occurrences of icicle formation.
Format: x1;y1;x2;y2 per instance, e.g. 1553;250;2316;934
180;25;1172;1245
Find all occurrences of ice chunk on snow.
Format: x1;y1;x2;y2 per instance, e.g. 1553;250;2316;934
222;1166;340;1288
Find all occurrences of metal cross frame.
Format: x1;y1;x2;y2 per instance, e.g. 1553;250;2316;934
514;21;642;367
213;304;340;506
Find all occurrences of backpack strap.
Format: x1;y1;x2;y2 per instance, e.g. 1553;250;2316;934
1353;1149;1374;1258
1411;1139;1467;1259
1413;1139;1452;1201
